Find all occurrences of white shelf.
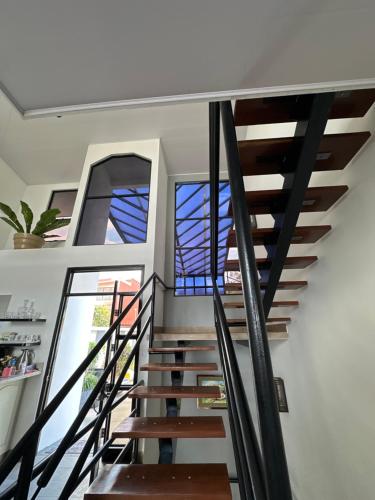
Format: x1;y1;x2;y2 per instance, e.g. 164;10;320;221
0;370;42;386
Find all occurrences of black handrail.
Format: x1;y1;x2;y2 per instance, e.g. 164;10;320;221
59;316;152;498
209;101;293;499
213;286;266;500
209;102;265;500
0;272;168;499
219;101;292;500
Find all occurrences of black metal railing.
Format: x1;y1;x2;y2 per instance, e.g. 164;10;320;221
0;273;169;500
209;101;293;500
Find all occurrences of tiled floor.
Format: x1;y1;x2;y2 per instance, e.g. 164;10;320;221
0;454;90;499
1;399;132;498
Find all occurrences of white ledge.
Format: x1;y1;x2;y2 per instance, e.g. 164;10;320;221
0;370;42;386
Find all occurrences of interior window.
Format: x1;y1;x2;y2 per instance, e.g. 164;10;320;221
45;189;78;241
75;155;151;246
175;181;232;296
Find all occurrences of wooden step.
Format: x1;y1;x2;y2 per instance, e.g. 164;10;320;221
128;385;221;399
227;317;291;326
149;346;216;353
225;281;307;293
84;463;232;499
140;362;218;372
229;186;348;215
227;225;331;247
266;316;291;323
154;324;288;341
112;416;226;439
237;133;370;176
224;300;298;309
225;256;317;271
234;89;375;125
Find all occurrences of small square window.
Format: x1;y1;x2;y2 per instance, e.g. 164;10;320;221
45;190;77;241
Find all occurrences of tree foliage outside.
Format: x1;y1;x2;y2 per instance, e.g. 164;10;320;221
93;305;111;327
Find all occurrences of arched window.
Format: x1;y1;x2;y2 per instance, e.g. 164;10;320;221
75;154;151;246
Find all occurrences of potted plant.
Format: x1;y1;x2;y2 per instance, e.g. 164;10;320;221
0;201;70;249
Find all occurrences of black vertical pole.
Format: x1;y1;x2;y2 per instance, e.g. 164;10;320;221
209;102;220;280
148;277;156;348
214;308;252;500
14;435;38;499
220;100;292;500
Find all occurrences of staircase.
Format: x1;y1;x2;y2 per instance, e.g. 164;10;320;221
84;341;232;499
223;89;373;332
0;89;374;500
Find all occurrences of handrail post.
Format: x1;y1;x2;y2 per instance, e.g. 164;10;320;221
220;100;293;500
209;101;220;280
14;435;38;499
149;276;156;348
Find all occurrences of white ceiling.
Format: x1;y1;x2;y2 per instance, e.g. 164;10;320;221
0;0;375;112
0;89;239;183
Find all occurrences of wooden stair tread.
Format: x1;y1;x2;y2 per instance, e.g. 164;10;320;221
225;281;307;292
140;362;218;372
112;416;226;439
227;225;331;247
149;346;216;353
227;317;291;325
129;385;221;399
84;464;231;499
225;256;317;271
224;300;298;309
234;89;375;125
229;186;348;215
154;324;288;341
237;133;370;176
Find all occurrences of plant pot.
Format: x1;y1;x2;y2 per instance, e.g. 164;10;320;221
13;233;45;250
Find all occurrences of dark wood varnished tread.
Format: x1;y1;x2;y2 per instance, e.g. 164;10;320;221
140;362;218;372
227;226;331;247
234;90;375;125
149;346;216;353
237;133;370;176
84;463;232;499
225;256;317;271
229;186;348;215
129;385;221;399
112;416;226;439
224;301;298;309
225;281;307;293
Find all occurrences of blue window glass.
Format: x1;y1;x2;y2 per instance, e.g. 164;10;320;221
175;181;232;296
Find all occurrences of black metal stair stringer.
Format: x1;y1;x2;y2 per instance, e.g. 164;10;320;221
158;344;185;464
261;92;335;317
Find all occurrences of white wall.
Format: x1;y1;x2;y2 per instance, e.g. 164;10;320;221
0;138;169;446
269;135;375;500
4;181;79;249
0;157;26;248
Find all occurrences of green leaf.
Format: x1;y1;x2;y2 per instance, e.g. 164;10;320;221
41;219;71;237
32;208;61;236
20;201;33;233
0;217;22;232
0;202;24;232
